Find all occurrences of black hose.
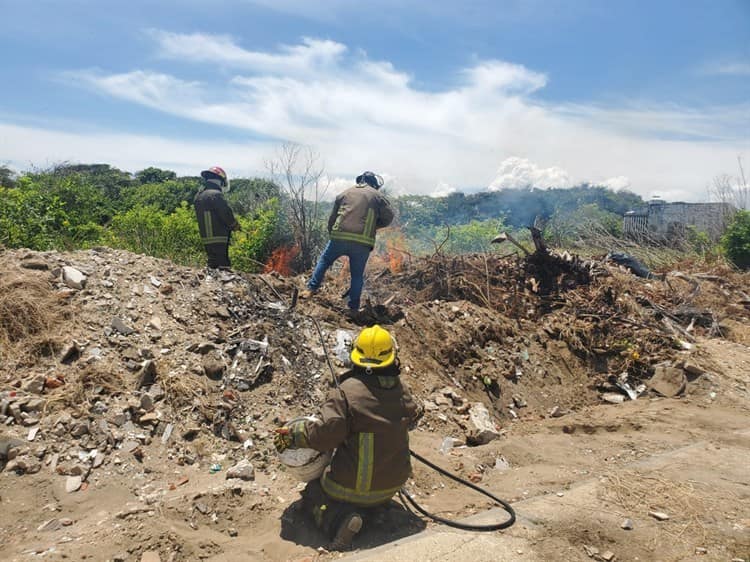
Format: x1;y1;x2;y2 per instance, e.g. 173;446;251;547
400;449;516;531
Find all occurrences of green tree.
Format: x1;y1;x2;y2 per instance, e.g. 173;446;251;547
123;178;201;213
722;210;750;269
135;167;177;184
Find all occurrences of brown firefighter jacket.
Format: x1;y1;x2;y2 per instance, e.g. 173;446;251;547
292;367;419;506
328;183;394;249
194;185;238;246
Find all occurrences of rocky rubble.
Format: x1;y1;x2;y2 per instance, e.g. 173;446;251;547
1;246;748;560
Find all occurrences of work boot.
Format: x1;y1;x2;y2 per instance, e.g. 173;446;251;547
299;288;317;299
329;512;363;551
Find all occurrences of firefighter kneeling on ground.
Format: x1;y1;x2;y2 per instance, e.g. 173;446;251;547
275;325;420;550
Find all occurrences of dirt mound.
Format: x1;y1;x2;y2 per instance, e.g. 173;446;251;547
0;246;748;561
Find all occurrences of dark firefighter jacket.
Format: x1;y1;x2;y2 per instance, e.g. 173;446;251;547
194;185;237;245
328;183;394;249
291;366;419;506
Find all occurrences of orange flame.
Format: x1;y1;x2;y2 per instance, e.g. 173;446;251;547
385;232;407;273
263;245;299;276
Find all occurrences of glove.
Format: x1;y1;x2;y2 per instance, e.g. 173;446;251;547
274;427;293;453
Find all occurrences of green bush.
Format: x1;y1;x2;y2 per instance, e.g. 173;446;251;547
161;202;204;266
722;210;750;269
108;205;166;256
108;203;203;265
230;198;283;272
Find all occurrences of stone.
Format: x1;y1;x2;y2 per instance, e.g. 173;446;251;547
621;518;634;530
600;551;615;562
226;459;255;481
70;421;89;438
65;475;82;493
14;458;42;474
681;362;705;377
202;354;226;380
648;510;669;521
91;453;105;468
23;398;45;412
111;317;135;336
140;394;154;412
21;259;49;270
22;375;46;395
228;527;238;537
213;306;231;319
136;360;158;388
62;266;87;289
148;384;165;401
650;364;687;397
466;402;502;445
60;342;81;364
195;502;211;514
122;440;140;453
8;404;24;424
549;406;565;417
695;547;708;554
147;315;163;331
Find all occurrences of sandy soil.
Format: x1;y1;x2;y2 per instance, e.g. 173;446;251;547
0;248;748;562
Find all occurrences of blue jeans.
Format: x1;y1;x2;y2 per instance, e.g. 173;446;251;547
308;239;371;310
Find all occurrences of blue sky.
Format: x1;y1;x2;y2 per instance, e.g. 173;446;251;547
1;0;748;200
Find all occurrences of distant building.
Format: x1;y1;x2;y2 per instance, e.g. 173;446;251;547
623;199;735;241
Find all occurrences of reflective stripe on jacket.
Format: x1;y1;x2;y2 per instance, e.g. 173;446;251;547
328;184;394;249
293;368;418;506
193;185;236;245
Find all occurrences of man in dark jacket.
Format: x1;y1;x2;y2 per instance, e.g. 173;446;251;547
275;325;419;550
301;171;394;315
193;166;240;269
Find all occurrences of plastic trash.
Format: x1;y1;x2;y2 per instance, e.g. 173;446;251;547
333;329;355;366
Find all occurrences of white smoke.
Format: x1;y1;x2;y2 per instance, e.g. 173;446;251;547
488;157;572;190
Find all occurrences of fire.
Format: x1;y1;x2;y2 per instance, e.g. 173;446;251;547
263;245;299;276
384;232;408;273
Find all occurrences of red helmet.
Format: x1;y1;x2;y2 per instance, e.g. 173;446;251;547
201;166;228;186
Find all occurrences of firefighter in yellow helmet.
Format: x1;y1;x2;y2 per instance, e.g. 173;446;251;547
275;325;420;550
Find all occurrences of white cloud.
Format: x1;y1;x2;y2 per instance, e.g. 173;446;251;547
0;122;269;178
17;33;750;202
701;61;750;77
149;30;347;75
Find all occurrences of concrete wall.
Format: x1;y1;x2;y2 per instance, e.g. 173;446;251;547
623;201;735;241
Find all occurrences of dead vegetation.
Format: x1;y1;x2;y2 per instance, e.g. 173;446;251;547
0;271;69;365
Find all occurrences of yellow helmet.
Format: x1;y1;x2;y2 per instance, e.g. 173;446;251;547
350;325;395;368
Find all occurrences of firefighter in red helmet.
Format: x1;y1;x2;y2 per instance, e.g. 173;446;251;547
194;166;240;269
